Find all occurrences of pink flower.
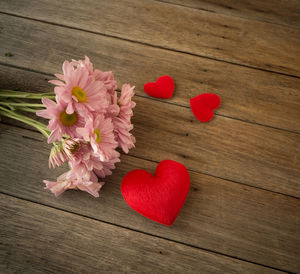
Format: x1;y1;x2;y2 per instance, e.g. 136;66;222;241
63;138;103;173
43;169;104;197
48;142;68;168
63;138;91;163
49;60;108;115
113;84;136;153
94;70;117;95
64;138;121;179
39;57;136;198
71;56;94;75
113;118;136;153
106;90;120;118
94;150;120;178
77;115;118;161
37;98;86;143
118;84;136;122
72;56;117;95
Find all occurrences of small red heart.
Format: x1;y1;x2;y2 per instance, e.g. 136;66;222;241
190;93;221;122
144;75;175;99
121;160;190;226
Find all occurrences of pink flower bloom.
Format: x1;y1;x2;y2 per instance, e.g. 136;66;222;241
77;115;118;161
63;138;90;163
72;56;117;95
113;118;136;153
37;97;86;143
39;57;136;198
113;84;136;153
49;60;108;115
43;169;104;197
48;142;68;168
106;91;120;118
71;56;94;75
64;138;121;179
94;150;121;178
118;84;136;123
94;70;117;95
63;138;103;173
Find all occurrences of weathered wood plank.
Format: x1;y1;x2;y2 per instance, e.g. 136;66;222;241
0;0;299;76
159;0;300;28
0;124;299;272
1;14;300;133
2;195;282;274
1;64;299;197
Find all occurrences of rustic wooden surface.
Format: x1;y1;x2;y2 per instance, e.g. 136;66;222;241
1;0;300;76
0;1;299;273
1;194;284;274
160;0;300;27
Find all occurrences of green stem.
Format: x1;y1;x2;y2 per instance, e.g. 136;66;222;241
0;106;48;130
10;99;44;112
17;107;43;113
0;90;55;99
0;110;50;138
0;101;45;108
0;106;50;138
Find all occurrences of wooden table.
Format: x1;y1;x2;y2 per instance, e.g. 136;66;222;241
0;1;299;273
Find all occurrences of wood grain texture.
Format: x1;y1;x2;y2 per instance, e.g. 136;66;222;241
159;0;300;27
0;3;299;272
0;65;299;198
1;14;300;133
0;0;300;76
0;124;299;272
2;195;282;274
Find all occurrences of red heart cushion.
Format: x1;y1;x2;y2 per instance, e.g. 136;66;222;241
121;160;190;226
190;93;221;122
144;75;175;99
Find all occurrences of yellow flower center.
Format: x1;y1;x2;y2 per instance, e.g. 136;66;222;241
59;110;78;126
94;128;101;143
71;86;87;102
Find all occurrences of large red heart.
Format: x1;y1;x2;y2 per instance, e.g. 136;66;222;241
121;160;190;226
144;75;175;99
190;93;221;122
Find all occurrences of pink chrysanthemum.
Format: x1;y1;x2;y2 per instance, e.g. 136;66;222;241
63;138;103;174
77;115;118;161
43;169;104;197
48;142;68;168
106;90;120;118
71;56;117;95
71;56;94;75
94;70;116;95
37;97;86;143
113;118;135;153
36;56;136;198
113;84;136;153
64;138;120;179
50;60;108;115
118;84;136;122
94;150;121;178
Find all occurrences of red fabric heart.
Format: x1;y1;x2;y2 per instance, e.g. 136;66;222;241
190;93;221;122
144;75;175;99
121;160;190;226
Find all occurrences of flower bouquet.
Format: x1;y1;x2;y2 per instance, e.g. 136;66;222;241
0;57;136;197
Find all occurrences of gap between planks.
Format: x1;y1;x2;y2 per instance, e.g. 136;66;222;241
0;10;299;80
